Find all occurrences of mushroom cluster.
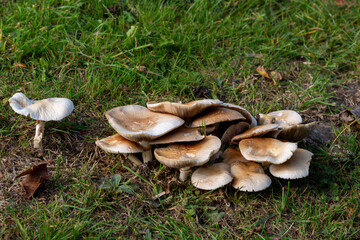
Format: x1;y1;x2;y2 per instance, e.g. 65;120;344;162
97;101;316;191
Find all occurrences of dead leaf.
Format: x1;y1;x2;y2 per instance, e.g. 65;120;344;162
256;66;270;79
15;160;53;198
256;66;282;85
270;71;282;81
13;63;27;68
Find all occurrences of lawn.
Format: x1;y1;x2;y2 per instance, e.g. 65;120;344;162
1;0;359;239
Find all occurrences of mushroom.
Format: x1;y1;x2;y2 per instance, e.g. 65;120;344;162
257;110;302;128
221;121;250;145
239;138;297;164
105;105;184;163
154;135;221;181
95;134;143;166
269;148;313;179
220;103;257;127
149;126;204;145
191;163;233;190
147;99;223;119
222;148;248;165
230;123;279;143
190;107;246;128
8;92;74;148
273;122;317;142
230;161;272;192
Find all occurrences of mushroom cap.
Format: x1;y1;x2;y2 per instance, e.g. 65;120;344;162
9;92;74;121
231;123;279;143
239;138;297;164
95;134;143;154
149;126;205;145
231;161;271;192
220;103;256;126
191;163;233;190
106;105;184;142
147;99;223;119
222;148;248;165
276;122;317;142
269;148;313;179
258;110;302;128
190;107;246;128
221;121;250;145
154;135;221;168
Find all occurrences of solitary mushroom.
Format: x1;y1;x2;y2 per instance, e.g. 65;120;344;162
106;105;184;163
191;163;233;190
269;148;313;179
154;135;221;181
9;93;74;148
95;134;143;166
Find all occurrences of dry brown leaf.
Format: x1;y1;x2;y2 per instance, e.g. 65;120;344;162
13;63;27;68
15;160;53;198
270;71;282;81
256;66;270;79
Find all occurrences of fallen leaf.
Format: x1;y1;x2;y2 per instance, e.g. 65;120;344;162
15;160;53;198
256;66;270;79
13;63;27;68
256;66;282;85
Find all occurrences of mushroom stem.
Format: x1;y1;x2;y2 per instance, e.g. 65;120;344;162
34;120;45;148
140;141;153;163
179;167;192;182
127;154;142;166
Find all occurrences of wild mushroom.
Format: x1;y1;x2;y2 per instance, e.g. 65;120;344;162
221;121;250;145
220;103;257;127
154;135;221;181
191;163;233;190
239;138;297;164
9;92;74;148
106;105;184;163
269;148;313;179
257;110;302;128
95;134;143;166
222;148;248;165
190;107;246;128
272;122;317;142
230;123;279;143
230;161;271;192
149;126;204;145
147;99;223;119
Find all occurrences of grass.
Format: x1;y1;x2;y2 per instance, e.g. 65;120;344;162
1;0;360;239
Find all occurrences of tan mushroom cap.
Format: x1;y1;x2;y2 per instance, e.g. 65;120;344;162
106;105;184;142
222;148;248;165
231;123;279;143
95;134;143;154
231;161;271;192
149;126;205;145
191;163;233;190
269;148;313;179
154;135;221;169
275;122;317;142
190;107;246;128
239;138;297;164
147;99;223;119
220;103;256;127
221;121;250;145
258;110;302;128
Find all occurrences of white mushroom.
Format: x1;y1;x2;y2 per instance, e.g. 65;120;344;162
239;138;297;164
191;163;233;190
95;134;143;166
106;105;184;163
269;148;313;179
154;135;221;181
9;93;74;148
